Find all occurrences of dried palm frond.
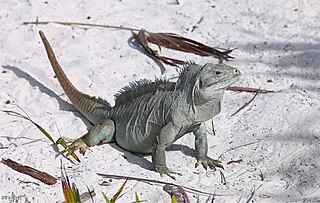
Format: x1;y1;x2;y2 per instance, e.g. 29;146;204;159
23;21;233;73
132;29;234;73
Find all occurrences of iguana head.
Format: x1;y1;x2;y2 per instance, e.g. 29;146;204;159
193;63;240;103
175;62;240;109
197;63;240;91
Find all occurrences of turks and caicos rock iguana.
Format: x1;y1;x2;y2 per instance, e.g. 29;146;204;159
39;31;240;179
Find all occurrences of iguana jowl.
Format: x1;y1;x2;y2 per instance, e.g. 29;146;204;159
39;31;240;178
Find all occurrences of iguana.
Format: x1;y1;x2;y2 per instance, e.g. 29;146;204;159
39;31;240;179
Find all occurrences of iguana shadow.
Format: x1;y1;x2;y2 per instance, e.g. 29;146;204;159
2;65;91;128
108;143;155;171
167;144;196;158
107;142;196;172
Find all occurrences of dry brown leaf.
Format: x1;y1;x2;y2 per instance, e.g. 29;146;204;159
2;158;57;185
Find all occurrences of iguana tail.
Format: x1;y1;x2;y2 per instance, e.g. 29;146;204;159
39;31;110;124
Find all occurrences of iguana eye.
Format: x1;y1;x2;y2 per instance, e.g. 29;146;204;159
215;71;221;75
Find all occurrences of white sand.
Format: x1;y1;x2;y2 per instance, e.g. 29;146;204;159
1;0;319;202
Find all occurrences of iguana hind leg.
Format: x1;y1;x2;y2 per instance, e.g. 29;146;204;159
69;119;115;155
194;123;224;170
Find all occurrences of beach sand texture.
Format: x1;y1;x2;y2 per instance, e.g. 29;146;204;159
0;0;319;202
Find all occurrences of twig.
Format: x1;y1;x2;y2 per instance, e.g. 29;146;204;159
227;86;273;117
2;158;57;185
211;119;216;136
211;194;215;203
97;173;229;197
220;171;226;185
85;185;96;203
258;170;264;181
218;138;265;159
245;185;262;203
226;159;243;165
23;21;139;32
230;93;258;116
227;86;273;94
191;17;204;32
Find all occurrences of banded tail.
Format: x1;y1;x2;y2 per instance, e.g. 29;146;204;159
39;31;110;124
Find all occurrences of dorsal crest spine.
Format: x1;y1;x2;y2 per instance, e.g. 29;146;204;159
114;78;175;106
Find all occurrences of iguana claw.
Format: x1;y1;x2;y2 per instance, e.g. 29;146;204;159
155;166;182;180
195;157;224;170
68;138;88;156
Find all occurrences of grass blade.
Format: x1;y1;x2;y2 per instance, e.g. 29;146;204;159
61;163;82;203
3;107;80;163
110;179;128;203
102;192;111;203
135;192;140;203
3;109;55;143
102;179;128;203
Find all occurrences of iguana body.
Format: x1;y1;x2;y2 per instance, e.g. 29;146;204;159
39;31;240;178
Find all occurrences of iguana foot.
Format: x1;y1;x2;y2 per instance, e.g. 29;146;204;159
195;157;224;170
155;166;182;180
68;138;88;156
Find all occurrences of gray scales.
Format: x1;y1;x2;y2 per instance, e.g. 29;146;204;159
39;31;241;179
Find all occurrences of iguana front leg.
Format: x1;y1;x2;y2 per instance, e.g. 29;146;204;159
69;119;115;155
152;122;182;179
194;123;224;170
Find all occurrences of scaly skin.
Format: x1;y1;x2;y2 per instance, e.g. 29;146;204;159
39;31;240;179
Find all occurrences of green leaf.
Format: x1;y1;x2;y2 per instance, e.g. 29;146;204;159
135;192;140;203
102;192;111;203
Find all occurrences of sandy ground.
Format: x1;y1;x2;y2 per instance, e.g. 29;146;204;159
0;0;319;202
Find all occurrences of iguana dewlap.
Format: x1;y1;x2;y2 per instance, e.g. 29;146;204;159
39;31;240;179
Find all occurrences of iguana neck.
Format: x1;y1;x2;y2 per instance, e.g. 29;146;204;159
194;88;225;106
191;89;225;122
